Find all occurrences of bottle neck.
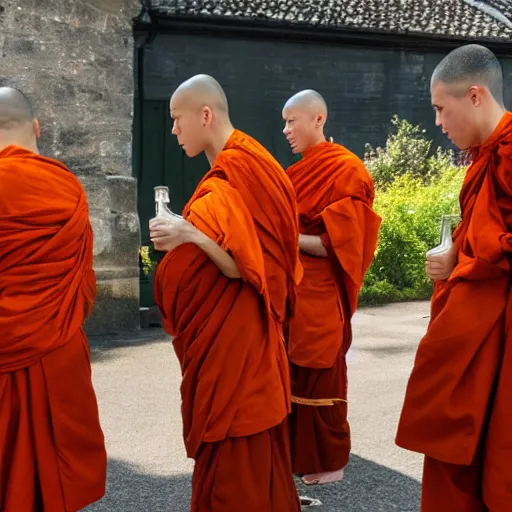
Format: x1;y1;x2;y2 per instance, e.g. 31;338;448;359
155;199;167;217
440;218;453;243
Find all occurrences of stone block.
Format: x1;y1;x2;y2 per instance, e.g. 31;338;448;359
110;212;141;267
78;175;111;209
90;215;113;259
107;175;138;214
85;276;140;335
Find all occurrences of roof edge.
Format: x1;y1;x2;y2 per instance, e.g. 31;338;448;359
134;12;512;54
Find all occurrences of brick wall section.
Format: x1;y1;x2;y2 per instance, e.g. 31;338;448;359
1;0;143;334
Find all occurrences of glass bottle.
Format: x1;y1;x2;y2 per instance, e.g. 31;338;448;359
426;214;458;257
154;186;173;219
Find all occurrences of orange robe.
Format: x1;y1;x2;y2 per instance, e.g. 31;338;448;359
286;141;381;474
154;130;302;511
0;146;106;511
396;112;512;511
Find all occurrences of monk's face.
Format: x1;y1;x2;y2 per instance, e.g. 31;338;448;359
282;107;320;154
170;94;208;158
431;81;481;150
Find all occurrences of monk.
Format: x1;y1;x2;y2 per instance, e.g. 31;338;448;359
396;44;512;511
282;90;381;485
149;74;302;511
0;87;106;511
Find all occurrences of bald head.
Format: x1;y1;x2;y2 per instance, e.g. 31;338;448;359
283;89;328;118
169;75;234;161
0;87;39;153
0;87;34;130
432;44;504;106
171;74;229;115
282;90;329;154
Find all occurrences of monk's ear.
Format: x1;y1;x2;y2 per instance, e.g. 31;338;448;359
316;113;326;128
202;106;214;127
33;119;41;139
468;86;483;108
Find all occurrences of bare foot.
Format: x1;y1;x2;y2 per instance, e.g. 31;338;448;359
301;468;344;485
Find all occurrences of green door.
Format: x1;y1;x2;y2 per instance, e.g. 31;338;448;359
135;100;209;307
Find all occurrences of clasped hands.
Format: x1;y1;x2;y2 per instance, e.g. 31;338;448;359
149;214;197;252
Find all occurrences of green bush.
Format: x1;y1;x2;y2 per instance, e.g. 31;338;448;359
360;117;465;306
364;115;458;190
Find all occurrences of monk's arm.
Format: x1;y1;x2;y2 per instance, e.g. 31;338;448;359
149;217;241;279
299;234;328;257
191;228;242;279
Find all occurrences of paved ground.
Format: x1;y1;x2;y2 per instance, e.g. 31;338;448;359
85;301;430;512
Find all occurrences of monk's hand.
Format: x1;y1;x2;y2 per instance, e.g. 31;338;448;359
299;234;328;258
149;216;195;252
425;246;457;281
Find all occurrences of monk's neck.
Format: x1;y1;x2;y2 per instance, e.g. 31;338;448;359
302;137;328;157
205;124;235;166
311;134;327;148
0;134;39;155
477;105;507;146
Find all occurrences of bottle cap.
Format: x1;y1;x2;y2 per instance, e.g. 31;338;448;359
154;186;170;203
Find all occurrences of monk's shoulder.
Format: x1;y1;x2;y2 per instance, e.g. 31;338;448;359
41;156;87;198
1;151;84;196
219;143;286;181
213;147;250;184
331;143;364;168
331;145;373;190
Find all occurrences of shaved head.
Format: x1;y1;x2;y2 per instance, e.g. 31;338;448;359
282;89;328;154
0;86;39;153
432;44;504;106
0;87;34;130
171;74;229;115
283;89;328;118
169;74;234;162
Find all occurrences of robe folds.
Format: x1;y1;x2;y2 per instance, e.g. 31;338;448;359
154;130;302;511
286;141;381;474
396;112;512;511
0;146;106;512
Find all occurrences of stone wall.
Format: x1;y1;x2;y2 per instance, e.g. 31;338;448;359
1;0;142;334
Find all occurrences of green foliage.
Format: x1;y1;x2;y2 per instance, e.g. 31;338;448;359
364;115;458;190
139;245;158;277
360;117;465;305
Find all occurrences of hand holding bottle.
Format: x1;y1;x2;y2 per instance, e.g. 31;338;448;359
425;214;459;282
150;185;188;251
149;215;196;252
425;243;457;281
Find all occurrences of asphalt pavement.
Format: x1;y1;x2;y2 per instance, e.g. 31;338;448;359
85;301;429;512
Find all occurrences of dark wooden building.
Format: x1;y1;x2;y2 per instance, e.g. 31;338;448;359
134;0;512;306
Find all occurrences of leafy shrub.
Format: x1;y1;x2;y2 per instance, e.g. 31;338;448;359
360;118;465;305
364;115;459;190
